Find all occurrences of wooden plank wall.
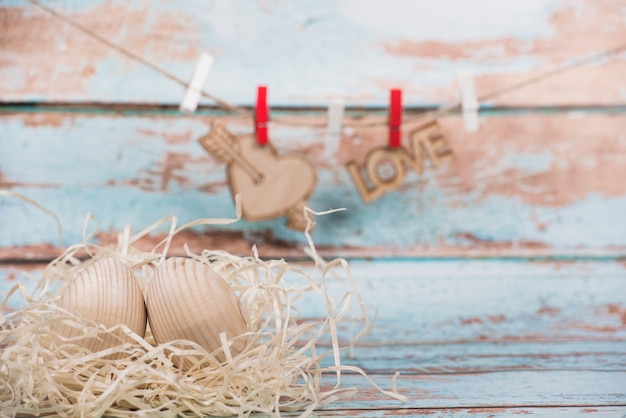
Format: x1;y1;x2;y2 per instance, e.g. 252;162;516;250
2;1;626;416
1;0;625;259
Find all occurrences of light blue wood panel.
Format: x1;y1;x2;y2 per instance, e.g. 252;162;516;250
338;341;626;373
4;260;626;342
4;255;624;375
319;371;626;409
296;260;626;342
2;0;625;105
309;406;626;417
2;111;626;257
2;259;625;414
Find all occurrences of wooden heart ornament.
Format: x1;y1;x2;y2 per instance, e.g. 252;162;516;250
199;122;317;231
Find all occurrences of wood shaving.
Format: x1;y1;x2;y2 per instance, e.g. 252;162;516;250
0;199;406;417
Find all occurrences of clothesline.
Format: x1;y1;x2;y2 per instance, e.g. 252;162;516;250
26;0;626;130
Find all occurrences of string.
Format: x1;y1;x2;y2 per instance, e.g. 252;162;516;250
353;43;626;128
428;43;626;120
25;0;251;118
26;0;626;130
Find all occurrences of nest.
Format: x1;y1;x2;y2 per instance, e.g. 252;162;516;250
0;195;405;417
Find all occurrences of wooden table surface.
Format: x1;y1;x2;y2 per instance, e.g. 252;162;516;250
309;260;626;416
2;259;625;416
309;260;626;417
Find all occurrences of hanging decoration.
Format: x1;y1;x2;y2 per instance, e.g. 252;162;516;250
345;90;453;203
346;120;452;203
199;121;317;231
24;0;626;210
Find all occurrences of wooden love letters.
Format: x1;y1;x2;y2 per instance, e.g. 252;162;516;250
346;120;453;203
199;122;317;231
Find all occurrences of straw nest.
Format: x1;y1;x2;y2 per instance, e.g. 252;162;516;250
0;199;405;417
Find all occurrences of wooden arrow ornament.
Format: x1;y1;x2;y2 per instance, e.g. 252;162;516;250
199;121;317;231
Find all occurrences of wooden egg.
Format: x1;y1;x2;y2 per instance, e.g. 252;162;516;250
146;257;248;363
53;257;147;358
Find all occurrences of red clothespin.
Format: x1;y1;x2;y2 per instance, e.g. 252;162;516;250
388;88;402;148
255;85;269;145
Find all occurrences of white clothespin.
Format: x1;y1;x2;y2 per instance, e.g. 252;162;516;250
325;98;344;159
180;53;214;113
457;71;479;132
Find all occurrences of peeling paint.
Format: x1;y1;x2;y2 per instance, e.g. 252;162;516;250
2;2;626;414
1;0;625;105
383;38;520;60
0;2;200;102
19;113;70;128
1;112;626;255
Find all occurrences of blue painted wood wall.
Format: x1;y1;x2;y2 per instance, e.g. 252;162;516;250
2;2;626;416
1;0;625;258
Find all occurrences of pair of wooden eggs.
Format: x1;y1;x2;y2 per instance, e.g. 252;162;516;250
54;257;248;361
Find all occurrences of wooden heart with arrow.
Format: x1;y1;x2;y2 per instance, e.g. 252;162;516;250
199;121;317;231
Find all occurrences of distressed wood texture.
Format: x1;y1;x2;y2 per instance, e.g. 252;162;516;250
2;260;626;416
2;0;626;416
1;111;626;259
1;0;625;106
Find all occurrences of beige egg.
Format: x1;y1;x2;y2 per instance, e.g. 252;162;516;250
53;257;147;358
146;257;248;363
